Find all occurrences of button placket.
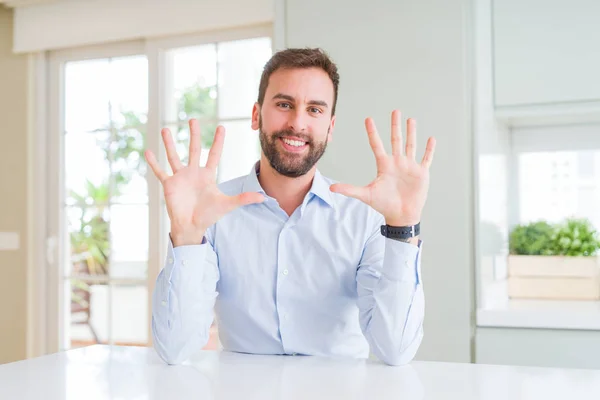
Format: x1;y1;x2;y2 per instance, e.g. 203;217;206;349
276;226;289;348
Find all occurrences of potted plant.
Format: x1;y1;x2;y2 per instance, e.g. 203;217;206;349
508;218;600;300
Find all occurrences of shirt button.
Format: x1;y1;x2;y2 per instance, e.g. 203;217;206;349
283;269;289;276
182;259;187;266
283;313;288;320
161;301;167;306
168;258;174;264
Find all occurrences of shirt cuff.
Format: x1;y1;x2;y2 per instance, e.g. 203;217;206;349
382;238;423;284
165;237;209;283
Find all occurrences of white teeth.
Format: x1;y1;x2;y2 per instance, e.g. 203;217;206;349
282;138;306;147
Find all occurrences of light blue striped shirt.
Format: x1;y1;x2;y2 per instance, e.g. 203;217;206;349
152;163;424;366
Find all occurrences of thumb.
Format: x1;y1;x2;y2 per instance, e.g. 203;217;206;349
235;191;266;207
330;183;370;204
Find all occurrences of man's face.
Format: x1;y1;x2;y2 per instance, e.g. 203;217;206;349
252;67;336;178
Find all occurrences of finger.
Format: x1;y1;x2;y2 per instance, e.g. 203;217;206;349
421;137;437;168
188;119;201;167
206;125;225;170
330;183;370;204
161;128;184;172
365;118;387;167
391;110;402;160
144;150;169;182
405;118;417;160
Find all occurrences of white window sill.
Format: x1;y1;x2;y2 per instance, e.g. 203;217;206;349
477;280;600;331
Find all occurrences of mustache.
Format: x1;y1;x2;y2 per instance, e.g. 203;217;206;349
272;129;311;143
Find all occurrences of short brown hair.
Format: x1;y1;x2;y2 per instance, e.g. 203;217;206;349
257;48;340;116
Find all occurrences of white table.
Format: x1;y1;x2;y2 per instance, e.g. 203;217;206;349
1;345;600;399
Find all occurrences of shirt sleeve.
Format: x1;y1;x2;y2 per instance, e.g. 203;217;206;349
356;220;424;366
151;234;219;365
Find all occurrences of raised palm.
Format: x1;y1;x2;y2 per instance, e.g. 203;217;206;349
145;119;265;245
330;110;436;227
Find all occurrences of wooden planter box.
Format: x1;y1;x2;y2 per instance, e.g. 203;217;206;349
507;255;600;301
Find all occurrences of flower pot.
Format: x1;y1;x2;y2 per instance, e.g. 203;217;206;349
507;255;600;301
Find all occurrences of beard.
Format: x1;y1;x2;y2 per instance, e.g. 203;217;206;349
259;117;328;178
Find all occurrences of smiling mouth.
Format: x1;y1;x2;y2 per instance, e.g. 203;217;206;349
279;137;309;152
281;137;307;146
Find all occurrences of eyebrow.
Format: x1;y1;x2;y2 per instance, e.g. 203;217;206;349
272;93;329;108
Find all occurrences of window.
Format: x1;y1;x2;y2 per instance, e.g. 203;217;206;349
60;54;149;349
518;151;600;229
47;27;272;352
477;123;600;329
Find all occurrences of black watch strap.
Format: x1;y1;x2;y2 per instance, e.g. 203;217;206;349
380;222;420;239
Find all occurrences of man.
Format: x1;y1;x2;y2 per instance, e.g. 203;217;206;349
145;48;436;366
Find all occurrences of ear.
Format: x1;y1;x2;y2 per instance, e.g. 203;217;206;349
327;115;336;143
251;103;260;130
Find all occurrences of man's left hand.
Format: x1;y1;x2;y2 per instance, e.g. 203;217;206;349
330;110;436;228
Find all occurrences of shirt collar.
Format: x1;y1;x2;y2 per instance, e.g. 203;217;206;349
242;161;265;194
309;168;335;208
242;162;335;209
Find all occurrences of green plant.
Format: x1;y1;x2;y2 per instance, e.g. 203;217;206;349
548;218;600;256
509;218;600;257
509;220;555;255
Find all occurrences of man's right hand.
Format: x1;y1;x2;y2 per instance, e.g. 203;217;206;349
144;119;265;247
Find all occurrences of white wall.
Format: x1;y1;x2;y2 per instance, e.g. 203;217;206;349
279;0;474;362
493;0;600;107
12;0;273;52
0;7;30;364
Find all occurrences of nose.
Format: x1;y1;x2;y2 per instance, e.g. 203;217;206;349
288;109;308;133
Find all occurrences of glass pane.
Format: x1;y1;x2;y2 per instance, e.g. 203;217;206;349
217;37;272;119
67;206;111;278
110;205;148;279
65;59;110;132
218;119;259;183
110;284;148;345
65;131;111;206
162;124;211;172
66;278;109;348
199;120;219;150
518;151;600;228
111;127;148;204
164;44;217;123
109;56;148;129
162;124;189;169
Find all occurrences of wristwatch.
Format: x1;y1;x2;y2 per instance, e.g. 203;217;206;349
380;222;420;240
